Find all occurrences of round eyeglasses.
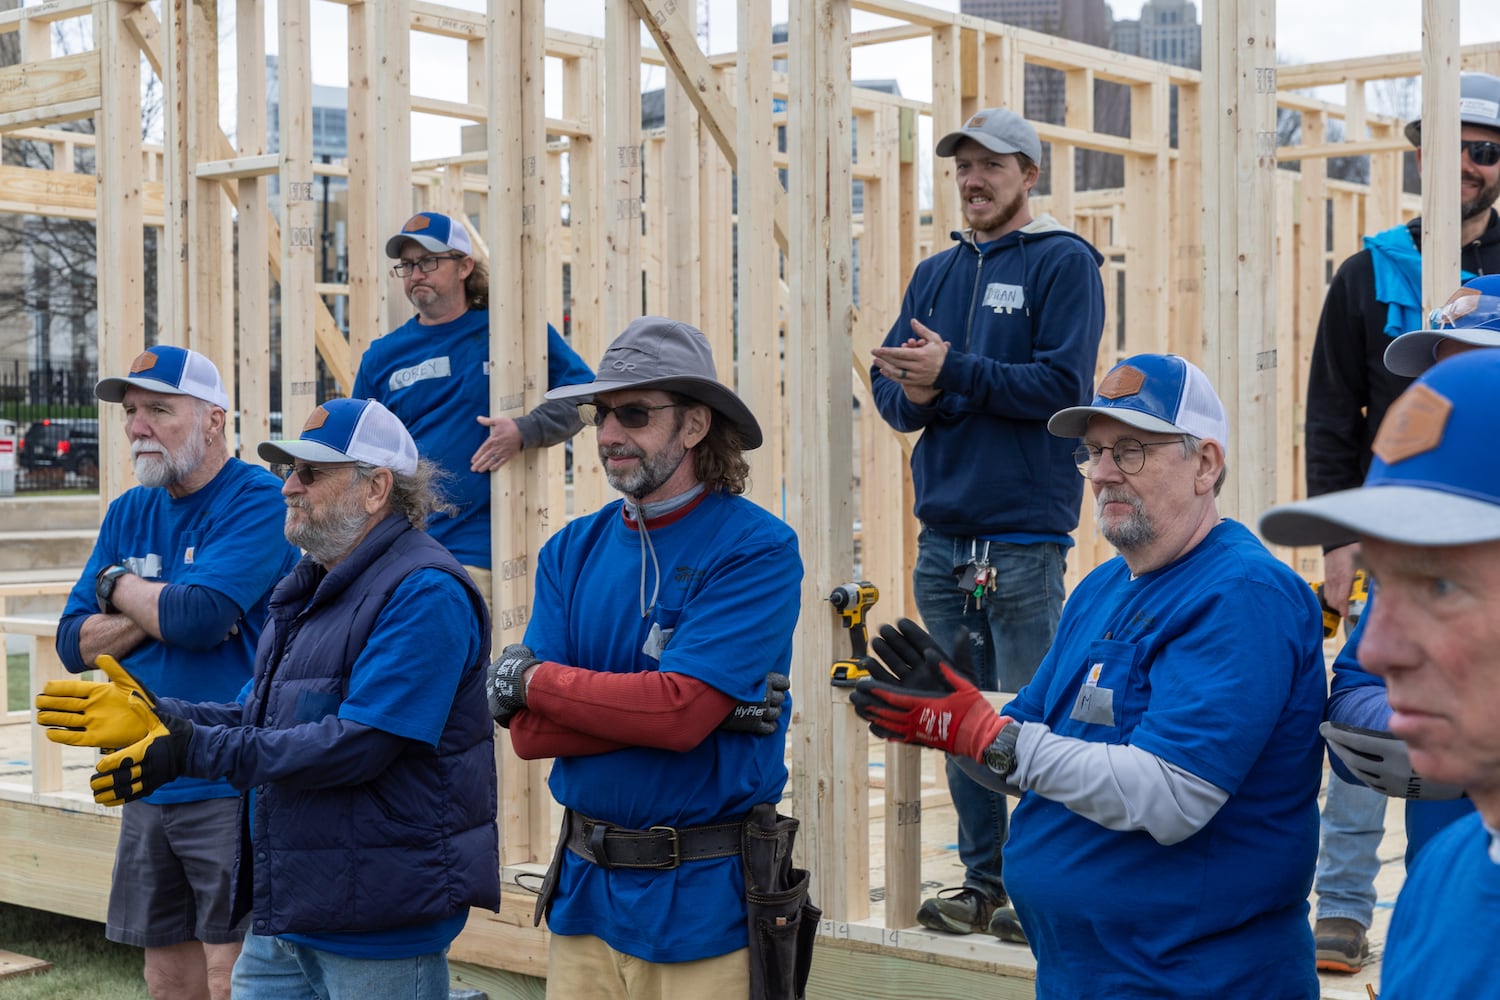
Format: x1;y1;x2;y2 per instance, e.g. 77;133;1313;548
1072;438;1185;476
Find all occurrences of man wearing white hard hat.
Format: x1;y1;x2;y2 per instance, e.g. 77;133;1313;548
1262;349;1500;999
854;354;1325;998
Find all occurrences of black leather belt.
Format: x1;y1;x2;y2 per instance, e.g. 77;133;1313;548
566;811;742;870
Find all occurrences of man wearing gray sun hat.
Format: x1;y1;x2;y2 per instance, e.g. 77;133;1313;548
485;316;815;999
869;105;1105;938
1261;349;1500;999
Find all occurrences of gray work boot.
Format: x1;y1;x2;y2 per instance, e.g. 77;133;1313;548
1314;917;1369;974
916;886;999;935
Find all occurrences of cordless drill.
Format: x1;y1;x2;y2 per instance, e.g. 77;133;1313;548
829;581;879;686
1310;569;1369;640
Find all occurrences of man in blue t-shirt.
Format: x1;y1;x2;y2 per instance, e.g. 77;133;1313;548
353;211;593;588
855;354;1326;999
1261;349;1500;1000
46;345;299;1000
484;316;808;999
41;398;498;1000
868;108;1104;937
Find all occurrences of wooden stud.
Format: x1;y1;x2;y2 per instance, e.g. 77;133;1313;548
237;0;271;452
1419;1;1461;311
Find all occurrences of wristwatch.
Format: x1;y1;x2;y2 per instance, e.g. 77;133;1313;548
96;564;131;614
982;723;1021;780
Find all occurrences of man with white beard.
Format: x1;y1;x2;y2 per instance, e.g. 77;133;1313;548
54;345;298;1000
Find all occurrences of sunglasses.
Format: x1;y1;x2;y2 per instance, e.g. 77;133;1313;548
390;254;464;278
1462;140;1500;167
278;462;355;486
576;402;686;429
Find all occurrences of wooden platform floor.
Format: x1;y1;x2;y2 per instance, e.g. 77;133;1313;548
2;712;1401;998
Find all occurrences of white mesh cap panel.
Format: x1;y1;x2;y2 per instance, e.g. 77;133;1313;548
347;401;419;475
1171;358;1230;449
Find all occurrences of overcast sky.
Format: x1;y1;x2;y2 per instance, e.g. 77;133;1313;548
259;0;1500;157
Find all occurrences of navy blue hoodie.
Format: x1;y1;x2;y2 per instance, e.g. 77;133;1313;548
872;217;1105;538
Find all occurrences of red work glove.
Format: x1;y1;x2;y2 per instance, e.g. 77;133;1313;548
850;618;1008;761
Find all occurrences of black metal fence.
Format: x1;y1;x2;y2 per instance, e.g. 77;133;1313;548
0;359;101;493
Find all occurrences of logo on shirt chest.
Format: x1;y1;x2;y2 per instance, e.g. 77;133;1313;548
982;282;1025;314
388;356;452;391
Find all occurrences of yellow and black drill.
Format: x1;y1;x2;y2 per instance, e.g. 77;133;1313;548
829;581;879;687
1310;569;1369;640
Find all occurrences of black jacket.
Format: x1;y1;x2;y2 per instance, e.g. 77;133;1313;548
1305;211;1500;499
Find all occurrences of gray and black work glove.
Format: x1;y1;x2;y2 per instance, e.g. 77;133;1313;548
718;673;791;736
1320;721;1464;800
486;644;539;727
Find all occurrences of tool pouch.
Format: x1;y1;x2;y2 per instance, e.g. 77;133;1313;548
742;803;820;1000
533;808;575;927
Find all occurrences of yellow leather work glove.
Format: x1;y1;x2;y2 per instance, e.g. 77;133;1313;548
91;712;193;807
35;655;161;749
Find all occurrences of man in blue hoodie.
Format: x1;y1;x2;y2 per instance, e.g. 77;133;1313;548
870;107;1105;938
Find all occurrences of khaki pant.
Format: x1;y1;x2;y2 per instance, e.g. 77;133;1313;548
546;933;749;1000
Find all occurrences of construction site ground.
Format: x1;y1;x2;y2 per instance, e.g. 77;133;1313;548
1;666;1401;1000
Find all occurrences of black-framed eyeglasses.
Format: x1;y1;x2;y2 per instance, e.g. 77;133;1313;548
1461;140;1500;167
1073;437;1185;477
577;402;686;429
277;462;355;486
390;254;464;278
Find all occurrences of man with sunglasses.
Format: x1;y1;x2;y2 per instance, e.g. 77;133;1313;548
43;398;498;999
355;211;593;596
49;346;300;1000
853;353;1325;998
485;317;808;999
867;106;1106;940
1302;70;1500;973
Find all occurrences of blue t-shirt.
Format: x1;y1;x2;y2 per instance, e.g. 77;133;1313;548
523;491;802;963
1381;814;1500;999
57;459;299;804
352;312;592;568
1001;520;1325;999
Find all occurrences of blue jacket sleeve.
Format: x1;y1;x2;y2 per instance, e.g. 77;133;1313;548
1325;615;1395;784
185;716;408;791
870;280;950;433
545;323;594;388
935;241;1105;420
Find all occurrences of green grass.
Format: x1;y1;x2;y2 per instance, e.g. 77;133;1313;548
6;653;27;716
0;903;147;999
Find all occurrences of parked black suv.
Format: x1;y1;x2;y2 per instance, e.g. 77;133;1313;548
21;418;99;477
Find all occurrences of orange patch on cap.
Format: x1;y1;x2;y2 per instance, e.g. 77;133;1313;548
1098;365;1145;399
967;114;987;127
1373;384;1452;465
402;214;431;233
128;351;160;374
302;406;331;432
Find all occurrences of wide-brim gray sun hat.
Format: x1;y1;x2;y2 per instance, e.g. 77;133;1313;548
546;316;763;449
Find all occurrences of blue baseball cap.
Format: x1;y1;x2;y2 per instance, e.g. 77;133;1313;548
257;398;419;476
1384;274;1500;376
1048;353;1230;448
384;212;474;259
1261;350;1500;547
95;345;231;410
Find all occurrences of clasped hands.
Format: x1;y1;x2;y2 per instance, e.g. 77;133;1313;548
35;655;191;806
849;618;1010;761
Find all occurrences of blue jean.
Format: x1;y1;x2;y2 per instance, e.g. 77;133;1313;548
230;932;450;1000
1313;773;1387;927
913;528;1065;902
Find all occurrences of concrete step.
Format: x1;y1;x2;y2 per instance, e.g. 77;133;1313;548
0;495;100;533
0;530;96;576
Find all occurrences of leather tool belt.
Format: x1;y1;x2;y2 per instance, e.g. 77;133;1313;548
565;811;742;870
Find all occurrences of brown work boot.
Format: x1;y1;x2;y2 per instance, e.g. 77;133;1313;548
916;887;998;935
1314;917;1369;974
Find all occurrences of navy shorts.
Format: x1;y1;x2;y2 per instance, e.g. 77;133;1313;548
106;797;246;948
